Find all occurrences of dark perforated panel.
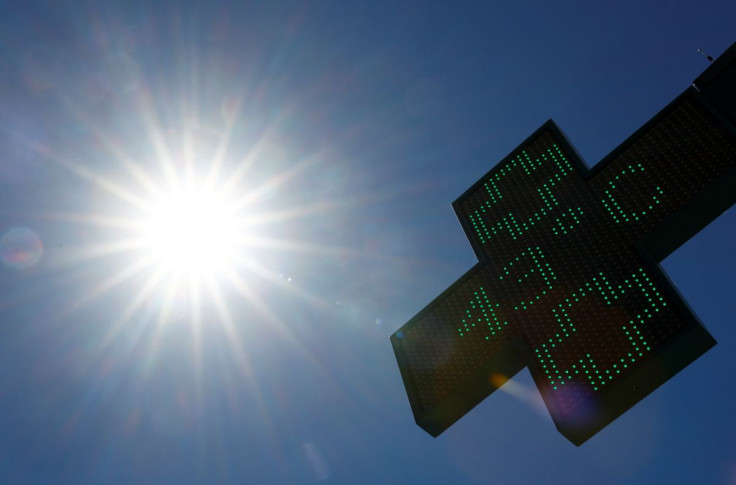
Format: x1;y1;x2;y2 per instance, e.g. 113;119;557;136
392;90;736;444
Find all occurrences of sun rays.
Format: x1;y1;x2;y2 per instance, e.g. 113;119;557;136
7;16;440;447
37;73;353;370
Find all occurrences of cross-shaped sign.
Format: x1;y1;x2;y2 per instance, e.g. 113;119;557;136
391;59;736;445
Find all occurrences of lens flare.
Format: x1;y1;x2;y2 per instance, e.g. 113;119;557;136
0;227;43;269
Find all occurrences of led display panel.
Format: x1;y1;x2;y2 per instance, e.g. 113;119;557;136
391;87;736;445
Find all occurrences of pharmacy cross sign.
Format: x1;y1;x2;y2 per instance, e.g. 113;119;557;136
391;87;736;445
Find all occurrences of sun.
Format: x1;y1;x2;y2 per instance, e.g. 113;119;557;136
45;77;336;340
141;181;243;278
47;124;285;328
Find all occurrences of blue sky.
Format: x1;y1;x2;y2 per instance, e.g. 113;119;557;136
0;1;734;483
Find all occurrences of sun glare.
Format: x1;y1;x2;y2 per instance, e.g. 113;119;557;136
41;38;358;358
142;183;242;277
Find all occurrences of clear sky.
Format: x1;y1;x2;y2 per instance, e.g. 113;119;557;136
0;1;734;483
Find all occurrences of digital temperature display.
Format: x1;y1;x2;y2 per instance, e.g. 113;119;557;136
391;86;736;445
